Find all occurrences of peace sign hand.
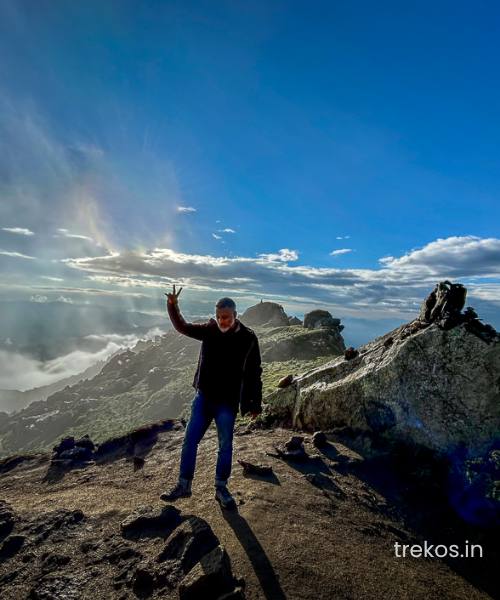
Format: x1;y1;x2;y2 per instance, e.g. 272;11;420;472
164;284;183;306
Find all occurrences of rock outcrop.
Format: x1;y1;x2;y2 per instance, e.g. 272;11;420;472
303;309;343;331
266;282;500;458
239;301;290;327
259;325;345;361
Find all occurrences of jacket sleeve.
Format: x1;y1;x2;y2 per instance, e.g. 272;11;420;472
167;301;211;341
240;336;263;416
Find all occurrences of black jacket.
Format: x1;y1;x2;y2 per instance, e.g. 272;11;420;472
167;302;263;417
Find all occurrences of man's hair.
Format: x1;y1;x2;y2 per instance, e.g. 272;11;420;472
215;297;237;312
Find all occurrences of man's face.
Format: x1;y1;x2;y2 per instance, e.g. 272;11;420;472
216;307;236;333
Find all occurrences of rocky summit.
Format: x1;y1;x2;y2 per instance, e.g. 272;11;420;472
0;282;498;598
266;282;500;457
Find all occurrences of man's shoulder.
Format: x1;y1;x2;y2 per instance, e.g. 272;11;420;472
237;321;258;340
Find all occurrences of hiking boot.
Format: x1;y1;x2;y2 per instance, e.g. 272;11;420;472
215;485;236;509
160;479;192;502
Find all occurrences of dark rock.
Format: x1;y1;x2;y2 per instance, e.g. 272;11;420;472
80;540;100;554
40;552;71;574
23;509;85;544
58;446;93;461
277;374;294;388
0;570;18;586
120;504;182;539
74;435;95;451
272;436;308;460
288;316;302;325
178;545;235;600
417;281;500;343
53;436;75;455
344;347;359;360
0;534;25;560
21;551;35;563
158;516;220;574
132;565;155;597
0;454;36;475
419;280;466;324
303;310;342;330
285;436;304;451
94;420;174;462
312;431;327;448
101;539;142;565
28;575;79;599
133;456;145;471
0;500;16;540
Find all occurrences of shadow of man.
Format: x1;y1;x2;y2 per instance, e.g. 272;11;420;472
219;507;288;600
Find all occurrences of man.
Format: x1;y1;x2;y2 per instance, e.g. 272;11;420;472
160;284;263;509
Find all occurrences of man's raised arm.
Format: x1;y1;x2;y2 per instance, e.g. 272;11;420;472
165;284;210;341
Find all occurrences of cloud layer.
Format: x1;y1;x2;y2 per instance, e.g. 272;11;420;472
45;234;500;319
0;327;164;391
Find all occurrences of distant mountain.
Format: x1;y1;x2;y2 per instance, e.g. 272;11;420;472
0;302;345;457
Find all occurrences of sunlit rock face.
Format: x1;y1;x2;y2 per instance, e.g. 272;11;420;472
239;301;290;327
240;303;346;361
267;286;500;457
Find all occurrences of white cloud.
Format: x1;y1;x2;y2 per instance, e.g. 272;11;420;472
335;235;351;240
0;250;36;259
258;248;299;262
30;295;48;302
2;227;34;236
330;248;353;256
177;206;196;213
377;236;500;277
48;235;500;320
40;276;64;282
218;228;236;233
0;326;166;391
56;295;73;303
212;233;222;240
54;228;96;242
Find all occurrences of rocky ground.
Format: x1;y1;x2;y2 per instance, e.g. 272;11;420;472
0;420;497;600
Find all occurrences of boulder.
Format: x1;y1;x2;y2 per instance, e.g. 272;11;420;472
239;301;290;327
312;431;327;448
267;285;500;457
303;310;343;331
277;374;294;388
178;545;236;600
260;327;345;361
120;505;182;539
157;516;220;574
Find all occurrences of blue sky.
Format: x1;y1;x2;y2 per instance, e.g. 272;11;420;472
1;0;499;352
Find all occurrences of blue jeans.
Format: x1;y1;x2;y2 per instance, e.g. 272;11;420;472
179;389;237;487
